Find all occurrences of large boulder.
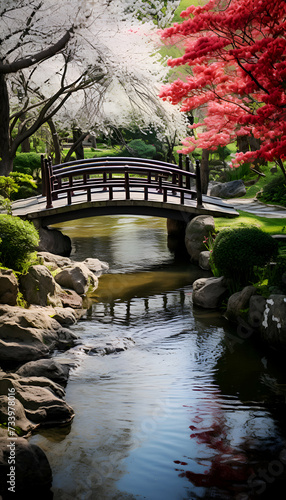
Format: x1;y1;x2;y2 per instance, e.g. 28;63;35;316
0;437;53;497
55;262;98;295
19;265;61;306
209;180;246;198
185;215;215;262
259;295;286;349
225;286;257;322
192;276;228;309
0;269;18;306
248;294;286;350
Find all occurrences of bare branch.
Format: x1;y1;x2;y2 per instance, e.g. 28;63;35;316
0;28;73;74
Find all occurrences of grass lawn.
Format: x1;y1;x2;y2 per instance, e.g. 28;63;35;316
84;147;120;159
215;210;286;235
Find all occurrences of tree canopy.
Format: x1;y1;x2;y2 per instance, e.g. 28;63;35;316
159;0;286;175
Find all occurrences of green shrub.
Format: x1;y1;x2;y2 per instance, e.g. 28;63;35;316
212;226;278;289
0;215;39;271
258;174;286;206
13;153;42;179
120;139;156;159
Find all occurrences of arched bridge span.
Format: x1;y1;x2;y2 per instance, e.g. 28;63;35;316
11;156;239;225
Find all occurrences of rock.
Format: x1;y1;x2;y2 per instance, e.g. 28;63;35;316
0;374;74;428
57;289;83;309
0;340;49;364
0;437;53;496
185;215;215;262
209;180;246;198
0;305;77;364
16;359;72;386
83;257;109;275
19;265;60;306
248;295;267;329
0;395;35;434
225;286;257;322
192;276;228;309
49;306;78;326
84;337;135;356
38;226;71;256
259;295;286;349
0;269;18;306
55;262;98;295
37;251;72;271
199;250;211;271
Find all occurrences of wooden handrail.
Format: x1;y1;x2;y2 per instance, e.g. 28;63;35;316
43;156;203;210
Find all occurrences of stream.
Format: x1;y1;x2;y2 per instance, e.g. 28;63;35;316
30;215;286;500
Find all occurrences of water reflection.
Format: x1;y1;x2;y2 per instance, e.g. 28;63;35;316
29;216;286;500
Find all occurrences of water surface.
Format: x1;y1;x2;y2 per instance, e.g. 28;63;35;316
31;215;286;500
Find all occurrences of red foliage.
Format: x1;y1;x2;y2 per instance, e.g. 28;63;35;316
159;0;286;168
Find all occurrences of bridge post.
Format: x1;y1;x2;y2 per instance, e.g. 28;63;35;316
125;169;130;199
41;155;46;196
196;160;203;207
185;156;190;189
45;158;53;209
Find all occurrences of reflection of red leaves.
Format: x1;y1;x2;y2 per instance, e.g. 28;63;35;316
174;460;188;466
179;459;251;489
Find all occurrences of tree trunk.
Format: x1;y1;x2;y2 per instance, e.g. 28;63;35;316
237;135;249;154
0;74;13;176
72;127;84;160
19;114;30;152
201;149;210;194
48;119;61;164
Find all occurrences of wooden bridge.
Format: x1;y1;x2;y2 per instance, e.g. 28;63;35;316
11;156;239;225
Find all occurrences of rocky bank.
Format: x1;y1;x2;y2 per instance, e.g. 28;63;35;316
0;252;112;497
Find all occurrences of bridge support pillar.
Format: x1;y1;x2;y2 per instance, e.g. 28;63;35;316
167;219;188;256
32;218;72;257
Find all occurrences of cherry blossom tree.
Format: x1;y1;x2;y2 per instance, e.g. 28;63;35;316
159;0;286;177
0;0;185;174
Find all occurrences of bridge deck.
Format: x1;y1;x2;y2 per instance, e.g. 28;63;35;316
12;187;239;225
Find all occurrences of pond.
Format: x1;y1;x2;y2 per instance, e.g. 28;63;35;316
31;215;286;500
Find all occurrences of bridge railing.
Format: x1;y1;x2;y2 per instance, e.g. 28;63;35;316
41;156;203;210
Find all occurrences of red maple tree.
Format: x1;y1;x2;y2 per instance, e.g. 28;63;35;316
159;0;286;176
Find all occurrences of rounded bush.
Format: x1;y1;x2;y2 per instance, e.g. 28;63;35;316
120;139;156;159
212;226;278;285
0;215;39;270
